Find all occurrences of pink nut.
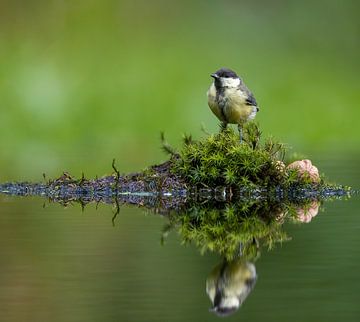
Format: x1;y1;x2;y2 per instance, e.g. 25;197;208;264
287;159;320;183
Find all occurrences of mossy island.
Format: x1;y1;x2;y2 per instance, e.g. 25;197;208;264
0;123;348;202
0;123;351;260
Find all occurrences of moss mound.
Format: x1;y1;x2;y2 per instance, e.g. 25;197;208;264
170;123;313;189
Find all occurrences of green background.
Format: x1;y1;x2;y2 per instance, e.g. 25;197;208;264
0;0;359;181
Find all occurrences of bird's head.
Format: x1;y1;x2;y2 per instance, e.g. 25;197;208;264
211;68;241;88
210;296;240;317
206;259;257;317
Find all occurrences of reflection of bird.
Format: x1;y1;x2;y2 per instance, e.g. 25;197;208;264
207;68;259;142
206;259;257;317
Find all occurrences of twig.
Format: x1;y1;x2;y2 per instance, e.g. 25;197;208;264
160;132;177;156
200;123;211;135
112;159;120;191
78;172;86;186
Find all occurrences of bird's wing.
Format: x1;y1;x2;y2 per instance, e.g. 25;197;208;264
239;83;258;107
245;92;258;107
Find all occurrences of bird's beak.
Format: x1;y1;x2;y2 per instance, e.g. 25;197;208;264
211;73;218;79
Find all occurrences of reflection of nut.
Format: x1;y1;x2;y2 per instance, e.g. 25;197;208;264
296;201;320;223
275;211;285;223
287;159;320;183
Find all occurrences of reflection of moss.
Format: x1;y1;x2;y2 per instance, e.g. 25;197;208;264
170;123;315;189
164;197;320;261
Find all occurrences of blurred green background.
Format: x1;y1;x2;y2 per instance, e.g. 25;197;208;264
0;0;359;181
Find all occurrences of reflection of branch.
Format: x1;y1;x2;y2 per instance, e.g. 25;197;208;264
112;198;120;226
79;199;86;212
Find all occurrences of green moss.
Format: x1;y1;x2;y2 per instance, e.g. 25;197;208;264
170;123;306;188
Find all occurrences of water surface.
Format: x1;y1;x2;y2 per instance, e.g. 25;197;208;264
0;156;359;322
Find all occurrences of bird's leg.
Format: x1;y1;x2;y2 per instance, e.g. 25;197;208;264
238;124;243;143
238;242;243;257
220;121;228;132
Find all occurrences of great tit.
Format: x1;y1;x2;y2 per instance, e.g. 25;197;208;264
207;68;259;142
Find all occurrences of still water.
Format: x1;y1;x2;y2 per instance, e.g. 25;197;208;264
0;155;359;322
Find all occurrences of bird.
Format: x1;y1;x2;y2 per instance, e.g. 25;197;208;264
206;258;257;317
207;68;259;142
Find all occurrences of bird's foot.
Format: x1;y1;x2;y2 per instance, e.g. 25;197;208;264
220;122;228;132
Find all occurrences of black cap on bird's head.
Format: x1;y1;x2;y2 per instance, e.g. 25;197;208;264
211;68;238;79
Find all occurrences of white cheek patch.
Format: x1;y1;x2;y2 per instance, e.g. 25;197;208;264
246;263;257;277
221;297;240;309
248;106;258;120
221;77;240;88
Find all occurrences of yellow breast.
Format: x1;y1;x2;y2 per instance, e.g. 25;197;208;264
224;89;253;124
207;84;226;122
207;84;257;124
